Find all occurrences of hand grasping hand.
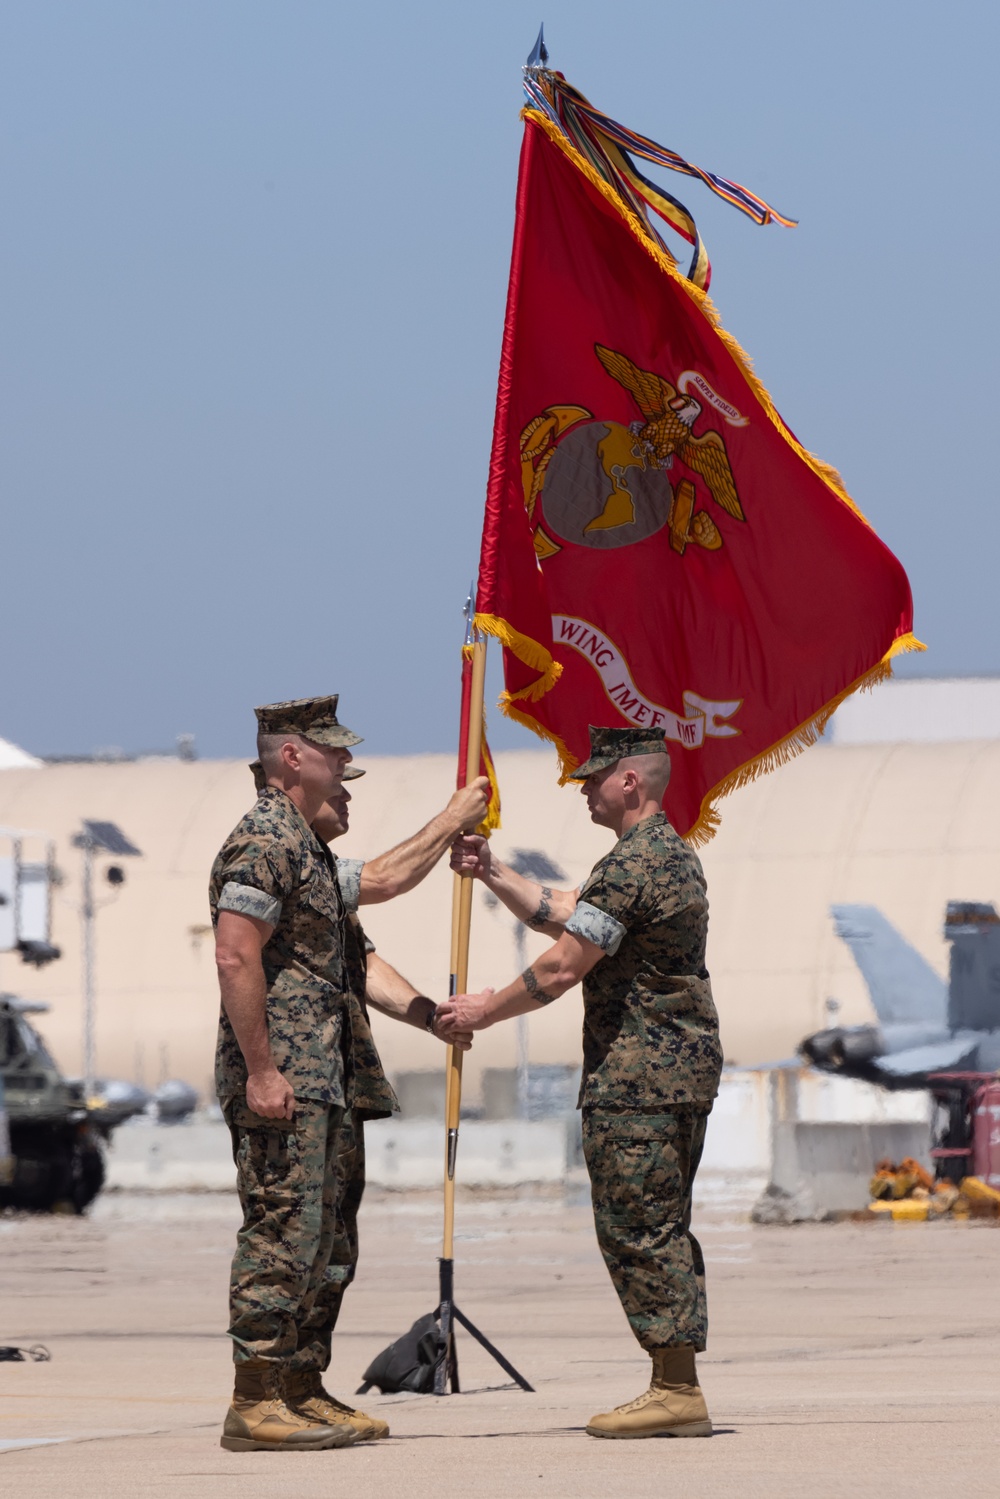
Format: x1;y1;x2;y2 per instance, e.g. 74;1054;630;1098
436;989;496;1035
430;1010;474;1050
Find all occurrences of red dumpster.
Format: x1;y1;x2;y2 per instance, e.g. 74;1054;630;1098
972;1082;1000;1189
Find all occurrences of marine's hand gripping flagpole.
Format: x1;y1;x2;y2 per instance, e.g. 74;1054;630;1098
433;592;533;1397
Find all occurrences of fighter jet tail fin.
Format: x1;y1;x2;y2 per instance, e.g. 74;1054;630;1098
831;904;947;1027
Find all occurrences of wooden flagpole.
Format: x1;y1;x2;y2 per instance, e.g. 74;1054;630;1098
442;635;486;1259
431;622;532;1396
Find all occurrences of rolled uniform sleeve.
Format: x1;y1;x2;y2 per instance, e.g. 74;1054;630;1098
214;831;297;929
566;900;626;955
336;857;365;915
570;853;649;954
218;882;282;925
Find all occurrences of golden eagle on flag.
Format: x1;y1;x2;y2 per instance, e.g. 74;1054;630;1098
475;58;921;843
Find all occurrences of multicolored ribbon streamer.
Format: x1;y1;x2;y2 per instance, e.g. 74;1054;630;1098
522;63;796;292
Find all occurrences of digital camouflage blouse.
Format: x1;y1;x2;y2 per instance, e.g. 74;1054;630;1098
210;788;350;1106
567;811;722;1110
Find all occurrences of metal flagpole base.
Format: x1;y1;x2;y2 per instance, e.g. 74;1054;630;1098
434;1257;461;1395
433;1257;534;1395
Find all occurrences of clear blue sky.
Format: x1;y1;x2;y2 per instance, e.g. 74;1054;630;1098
2;1;997;759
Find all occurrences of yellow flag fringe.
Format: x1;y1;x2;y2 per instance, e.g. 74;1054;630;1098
474;611;562;701
683;631;926;846
478;740;502;835
495;693;580;784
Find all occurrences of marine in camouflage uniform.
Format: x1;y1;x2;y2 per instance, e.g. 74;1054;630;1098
211;695;362;1453
439;724;721;1439
286;862;399;1378
570;806;721;1357
242;754;480;1434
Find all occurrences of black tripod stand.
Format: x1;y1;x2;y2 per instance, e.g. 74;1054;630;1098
433;1255;533;1395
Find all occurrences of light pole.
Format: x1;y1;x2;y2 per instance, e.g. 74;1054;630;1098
71;821;141;1102
80;835;95;1098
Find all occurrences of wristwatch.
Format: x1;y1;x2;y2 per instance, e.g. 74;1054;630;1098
423;1001;438;1034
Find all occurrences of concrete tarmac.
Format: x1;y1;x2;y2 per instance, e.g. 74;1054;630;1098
1;1184;997;1498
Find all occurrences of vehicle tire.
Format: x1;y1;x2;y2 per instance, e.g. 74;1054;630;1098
71;1139;105;1213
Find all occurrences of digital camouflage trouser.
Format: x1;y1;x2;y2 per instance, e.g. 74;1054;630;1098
582;1106;711;1352
286;1110;367;1375
224;1098;344;1367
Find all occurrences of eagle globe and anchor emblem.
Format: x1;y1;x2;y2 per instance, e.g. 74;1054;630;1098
521;345;747;560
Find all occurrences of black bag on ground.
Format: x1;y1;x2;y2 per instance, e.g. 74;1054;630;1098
0;1345;50;1362
357;1312;444;1395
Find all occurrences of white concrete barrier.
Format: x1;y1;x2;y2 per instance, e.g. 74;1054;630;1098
365;1119;570;1188
100;1068;935;1214
738;1068;933;1219
104;1118;235;1192
701;1070;772;1173
703;1068;934;1218
103;1115;572;1192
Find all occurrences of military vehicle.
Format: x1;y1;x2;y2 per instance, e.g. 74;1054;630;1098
0;820;150;1211
801;901;1000;1086
0;995;106;1212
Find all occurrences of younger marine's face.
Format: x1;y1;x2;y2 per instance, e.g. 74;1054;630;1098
580;762;623;829
312;788;351;844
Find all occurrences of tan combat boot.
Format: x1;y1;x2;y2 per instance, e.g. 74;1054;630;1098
285;1369;390;1442
586;1346;713;1439
220;1362;358;1451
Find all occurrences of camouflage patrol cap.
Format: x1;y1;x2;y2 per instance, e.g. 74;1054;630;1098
566;725;671;782
249;758;364;793
254;695;362;749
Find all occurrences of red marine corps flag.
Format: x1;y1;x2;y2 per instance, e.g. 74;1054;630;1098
476;54;922;843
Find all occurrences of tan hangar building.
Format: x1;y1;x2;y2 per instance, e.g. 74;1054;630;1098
0;716;997;1103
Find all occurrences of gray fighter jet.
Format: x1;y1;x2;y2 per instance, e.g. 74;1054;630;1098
800;902;1000;1087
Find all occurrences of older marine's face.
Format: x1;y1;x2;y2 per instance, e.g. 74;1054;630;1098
312;787;351;843
297;739;352;803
